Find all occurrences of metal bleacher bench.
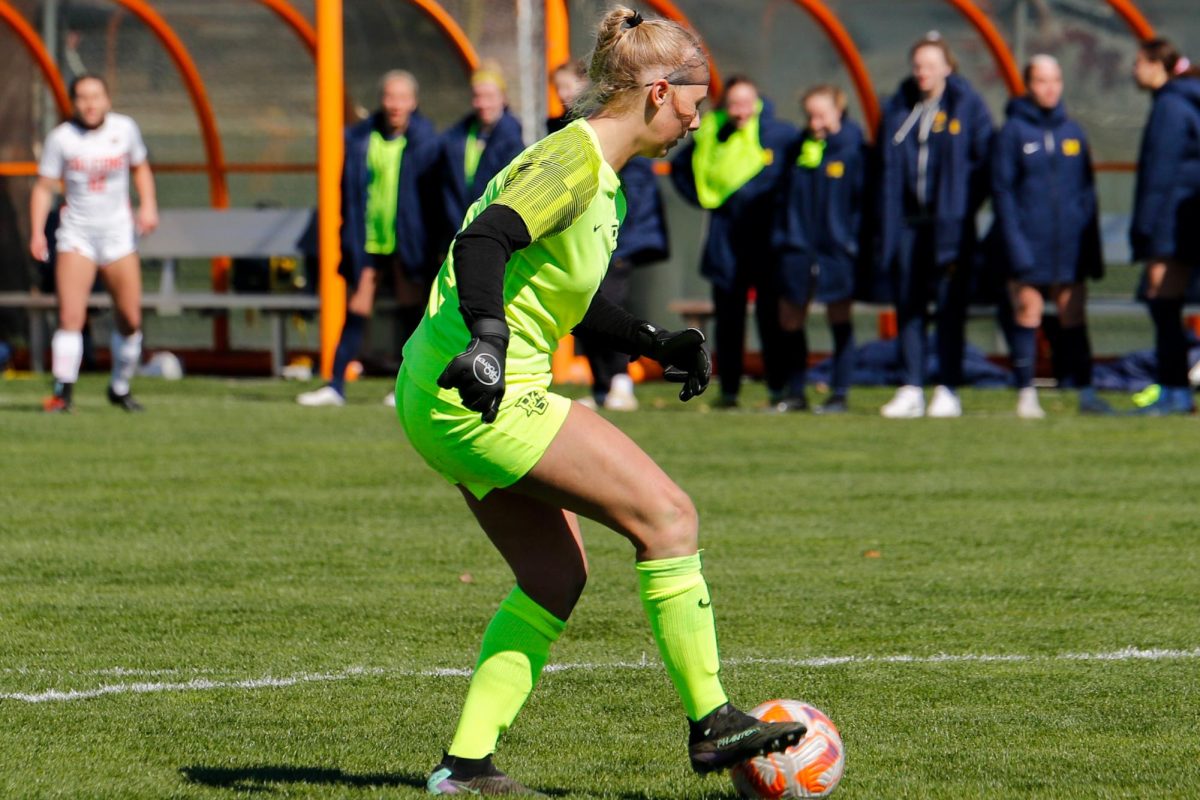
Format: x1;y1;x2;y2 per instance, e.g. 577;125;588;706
0;208;317;376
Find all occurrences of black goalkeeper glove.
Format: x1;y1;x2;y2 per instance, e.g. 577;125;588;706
635;323;711;402
437;317;509;423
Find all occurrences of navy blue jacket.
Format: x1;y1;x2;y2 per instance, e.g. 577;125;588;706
878;75;993;283
1131;75;1200;263
773;119;867;303
991;96;1102;284
670;98;796;290
615;157;669;265
340;110;438;282
432;110;525;256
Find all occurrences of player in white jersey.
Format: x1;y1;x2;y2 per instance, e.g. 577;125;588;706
30;74;158;412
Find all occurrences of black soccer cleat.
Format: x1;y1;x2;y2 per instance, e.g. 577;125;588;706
107;386;145;412
426;753;544;796
687;702;807;775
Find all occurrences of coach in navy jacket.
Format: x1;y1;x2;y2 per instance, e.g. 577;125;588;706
340;109;438;284
877;36;992;418
772;89;866;412
776;118;866;305
1131;70;1200;266
879;75;992;288
671;97;794;293
1129;38;1200;413
432;68;525;259
991;56;1108;418
992;95;1101;286
670;79;795;405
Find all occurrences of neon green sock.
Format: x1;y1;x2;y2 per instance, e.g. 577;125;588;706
448;587;565;759
637;553;729;721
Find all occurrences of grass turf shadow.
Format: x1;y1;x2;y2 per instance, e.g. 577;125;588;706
179;765;572;796
179;765;427;793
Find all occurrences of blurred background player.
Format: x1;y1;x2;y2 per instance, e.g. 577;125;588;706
30;74;157;413
670;76;794;409
546;59;587;134
395;8;805;793
773;85;865;414
551;59;671;411
878;34;993;418
298;70;438;407
431;62;525;265
992;55;1109;419
1130;38;1200;415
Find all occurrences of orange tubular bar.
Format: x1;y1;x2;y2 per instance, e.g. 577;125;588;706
641;0;723;98
943;0;1025;95
1105;0;1156;40
109;0;227;209
545;0;570;119
109;0;232;349
409;0;480;72
789;0;881;137
316;0;346;380
0;1;71;117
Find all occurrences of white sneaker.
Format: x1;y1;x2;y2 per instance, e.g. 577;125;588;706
382;391;396;408
927;385;962;418
881;385;925;418
576;396;599;410
603;374;639;411
1016;386;1045;419
297;385;345;407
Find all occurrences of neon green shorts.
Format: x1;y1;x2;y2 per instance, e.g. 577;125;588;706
394;364;572;500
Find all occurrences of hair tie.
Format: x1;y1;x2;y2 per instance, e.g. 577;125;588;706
1175;56;1191;75
623;10;644;29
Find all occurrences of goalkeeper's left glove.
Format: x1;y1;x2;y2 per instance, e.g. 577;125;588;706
635;323;711;402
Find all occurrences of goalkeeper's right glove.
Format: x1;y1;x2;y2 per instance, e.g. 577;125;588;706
437;317;509;423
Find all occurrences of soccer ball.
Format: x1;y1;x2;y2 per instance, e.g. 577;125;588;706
730;700;845;798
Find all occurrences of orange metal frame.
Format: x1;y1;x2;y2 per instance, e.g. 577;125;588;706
410;0;480;71
789;0;881;136
1105;0;1155;40
0;0;70;117
943;0;1025;95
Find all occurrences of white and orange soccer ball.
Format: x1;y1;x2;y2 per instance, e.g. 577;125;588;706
730;700;845;799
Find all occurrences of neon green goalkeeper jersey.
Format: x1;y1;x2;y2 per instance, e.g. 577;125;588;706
403;119;626;394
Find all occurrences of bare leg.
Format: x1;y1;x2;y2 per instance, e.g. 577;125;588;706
458;486;587;622
48;251;99;402
99;252;143;335
55;251;100;333
510;401;698;561
99;253;145;402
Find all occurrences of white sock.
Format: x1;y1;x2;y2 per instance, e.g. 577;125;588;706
51;329;83;385
110;330;142;396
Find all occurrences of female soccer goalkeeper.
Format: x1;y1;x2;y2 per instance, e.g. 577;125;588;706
395;7;807;796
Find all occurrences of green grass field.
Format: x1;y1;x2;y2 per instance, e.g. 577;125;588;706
2;376;1198;799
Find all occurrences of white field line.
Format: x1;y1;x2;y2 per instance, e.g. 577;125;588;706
3;646;1198;704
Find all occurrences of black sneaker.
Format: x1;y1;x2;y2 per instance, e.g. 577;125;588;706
107;386;145;412
426;753;544;796
688;703;807;775
814;396;849;415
